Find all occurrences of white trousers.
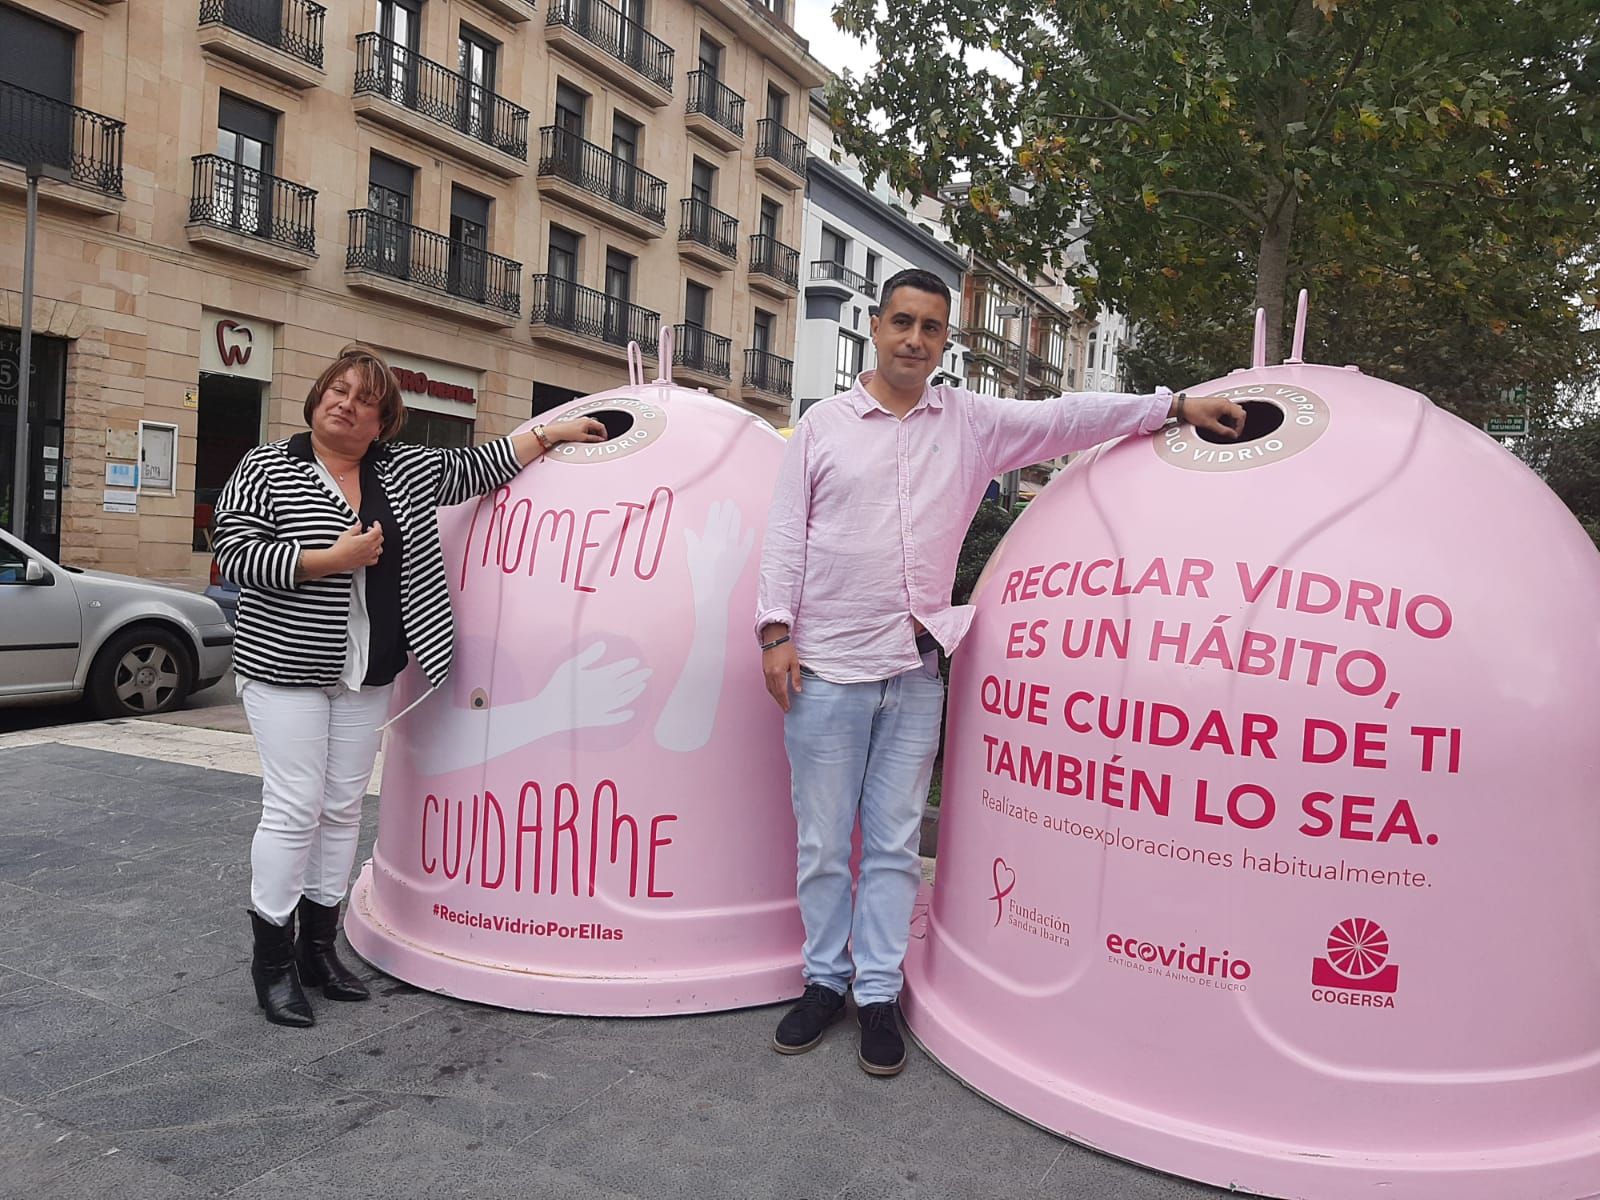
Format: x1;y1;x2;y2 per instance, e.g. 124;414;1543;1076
241;679;393;925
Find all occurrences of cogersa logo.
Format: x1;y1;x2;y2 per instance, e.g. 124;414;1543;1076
1310;916;1399;1009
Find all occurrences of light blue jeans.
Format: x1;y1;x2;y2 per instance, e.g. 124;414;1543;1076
783;652;945;1005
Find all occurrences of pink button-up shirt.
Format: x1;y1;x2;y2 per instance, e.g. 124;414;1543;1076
756;373;1172;683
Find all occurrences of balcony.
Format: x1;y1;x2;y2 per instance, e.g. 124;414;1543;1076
352;34;529;177
0;82;124;215
672;323;731;388
743;347;793;404
545;0;674;109
1035;360;1064;392
465;0;536;24
755;118;806;189
536;126;665;239
528;275;660;360
197;0;326;90
678;198;737;271
748;234;799;299
684;70;743;151
691;0;826;92
969;328;1021;372
186;155;316;270
345;209;521;328
806;259;875;301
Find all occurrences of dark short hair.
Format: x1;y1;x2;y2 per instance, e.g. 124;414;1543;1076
304;343;407;441
878;268;952;317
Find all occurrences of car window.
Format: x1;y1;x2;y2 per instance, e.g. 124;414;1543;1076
0;542;29;585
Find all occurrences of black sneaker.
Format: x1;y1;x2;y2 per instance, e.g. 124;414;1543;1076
772;983;847;1054
856;1001;906;1076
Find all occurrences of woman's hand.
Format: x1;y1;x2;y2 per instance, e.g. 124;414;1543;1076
546;416;609;445
297;522;383;581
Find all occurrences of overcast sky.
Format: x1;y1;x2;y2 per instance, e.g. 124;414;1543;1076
792;0;876;79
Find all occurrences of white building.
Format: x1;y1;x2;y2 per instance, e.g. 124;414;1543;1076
790;95;968;418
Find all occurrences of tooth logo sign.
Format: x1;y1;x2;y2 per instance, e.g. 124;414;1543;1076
216;319;253;367
990;857;1016;926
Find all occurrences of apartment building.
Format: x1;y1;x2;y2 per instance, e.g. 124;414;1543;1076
790;92;967;418
961;259;1076;400
0;0;823;581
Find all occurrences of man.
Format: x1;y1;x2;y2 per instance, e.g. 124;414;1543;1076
756;269;1244;1076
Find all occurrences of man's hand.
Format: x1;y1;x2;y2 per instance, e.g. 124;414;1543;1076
761;633;803;712
1177;394;1247;439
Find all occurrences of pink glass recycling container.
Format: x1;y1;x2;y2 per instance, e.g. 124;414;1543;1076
347;349;804;1015
904;304;1600;1198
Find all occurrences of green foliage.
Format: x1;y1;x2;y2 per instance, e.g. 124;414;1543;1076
1517;400;1600;548
828;0;1600;420
953;499;1021;606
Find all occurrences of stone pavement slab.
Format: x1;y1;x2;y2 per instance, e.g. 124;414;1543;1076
0;733;1231;1199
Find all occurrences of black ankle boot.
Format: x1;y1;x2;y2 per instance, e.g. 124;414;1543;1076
249;911;314;1027
295;897;370;1001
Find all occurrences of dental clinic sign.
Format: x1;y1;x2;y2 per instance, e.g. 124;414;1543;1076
200;310;274;382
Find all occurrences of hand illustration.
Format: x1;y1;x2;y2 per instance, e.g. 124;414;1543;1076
683;500;754;610
401;642;651;774
655;501;751;753
535;641;651;729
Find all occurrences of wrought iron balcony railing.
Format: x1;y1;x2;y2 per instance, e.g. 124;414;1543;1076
190;154;316;252
673;323;731;379
744;347;793;398
538;125;666;224
685;70;743;137
546;0;674;94
749;234;800;289
529;274;660;352
969;328;1020;369
346;209;521;315
810;259;876;298
679;198;737;258
0;80;124;195
354;33;529;160
199;0;326;69
755;117;806;177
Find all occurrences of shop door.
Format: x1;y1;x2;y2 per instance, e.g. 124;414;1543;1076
192;372;263;552
0;331;66;560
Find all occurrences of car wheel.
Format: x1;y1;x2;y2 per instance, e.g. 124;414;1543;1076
87;626;195;718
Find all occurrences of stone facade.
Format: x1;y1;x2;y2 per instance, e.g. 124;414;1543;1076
0;0;824;582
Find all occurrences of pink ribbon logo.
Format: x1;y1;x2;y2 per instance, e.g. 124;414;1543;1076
990;857;1016;926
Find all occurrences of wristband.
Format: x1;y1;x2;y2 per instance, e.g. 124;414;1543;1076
761;634;791;651
1175;393;1187;424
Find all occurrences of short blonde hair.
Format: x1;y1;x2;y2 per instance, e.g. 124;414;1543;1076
304;343;406;441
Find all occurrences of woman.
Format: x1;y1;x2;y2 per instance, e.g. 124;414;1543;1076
214;344;605;1027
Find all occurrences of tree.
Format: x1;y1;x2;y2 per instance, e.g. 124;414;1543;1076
827;0;1600;417
1518;399;1600;547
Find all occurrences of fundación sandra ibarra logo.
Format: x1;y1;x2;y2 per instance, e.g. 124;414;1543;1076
1311;916;1400;1009
987;857;1070;948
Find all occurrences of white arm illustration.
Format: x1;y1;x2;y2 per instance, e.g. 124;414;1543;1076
654;500;753;752
404;642;650;773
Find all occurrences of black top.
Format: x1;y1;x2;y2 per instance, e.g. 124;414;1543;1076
280;433;407;688
356;446;408;687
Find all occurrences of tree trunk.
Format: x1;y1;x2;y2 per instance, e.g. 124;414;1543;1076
1255;183;1298;363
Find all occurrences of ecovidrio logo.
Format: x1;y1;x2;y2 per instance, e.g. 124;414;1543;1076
1104;930;1251;991
1310;916;1400;1009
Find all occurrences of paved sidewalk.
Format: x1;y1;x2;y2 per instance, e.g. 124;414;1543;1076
0;721;1226;1200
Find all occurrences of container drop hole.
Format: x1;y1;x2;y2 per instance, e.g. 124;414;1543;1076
584;409;636;439
1197;400;1284;445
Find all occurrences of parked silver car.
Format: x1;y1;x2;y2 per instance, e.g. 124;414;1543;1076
0;526;235;717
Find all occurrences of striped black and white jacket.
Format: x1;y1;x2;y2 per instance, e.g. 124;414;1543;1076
214;431;522;689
